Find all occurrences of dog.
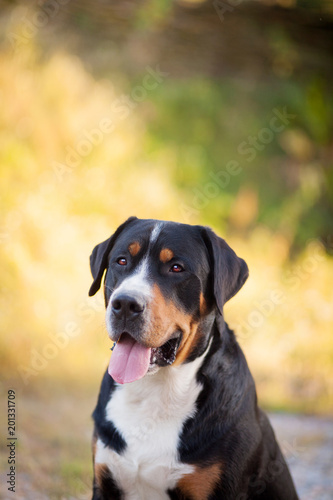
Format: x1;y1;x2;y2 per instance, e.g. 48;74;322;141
88;216;299;500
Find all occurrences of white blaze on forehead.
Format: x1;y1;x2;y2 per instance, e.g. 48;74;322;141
105;222;163;337
150;222;164;244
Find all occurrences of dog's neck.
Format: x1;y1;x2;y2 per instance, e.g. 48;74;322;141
109;337;212;420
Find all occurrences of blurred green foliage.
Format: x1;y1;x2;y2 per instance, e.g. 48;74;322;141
145;77;332;250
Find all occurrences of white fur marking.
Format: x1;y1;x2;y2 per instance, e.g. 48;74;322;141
95;347;210;499
106;258;152;337
150;222;164;244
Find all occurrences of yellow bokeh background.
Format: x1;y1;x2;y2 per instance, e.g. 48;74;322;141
0;3;333;497
1;39;332;415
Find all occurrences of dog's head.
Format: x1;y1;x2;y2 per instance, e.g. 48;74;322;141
89;217;248;383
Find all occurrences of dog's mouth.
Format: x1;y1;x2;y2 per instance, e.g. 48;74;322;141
149;336;181;367
108;333;181;385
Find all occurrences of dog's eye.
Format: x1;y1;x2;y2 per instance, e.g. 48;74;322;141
117;257;127;266
170;264;184;273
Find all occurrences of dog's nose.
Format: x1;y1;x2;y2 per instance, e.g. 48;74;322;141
111;293;145;320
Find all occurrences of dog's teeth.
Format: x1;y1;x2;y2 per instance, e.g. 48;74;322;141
162;355;174;365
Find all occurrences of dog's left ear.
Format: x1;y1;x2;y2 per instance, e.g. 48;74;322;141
89;216;137;297
201;227;249;315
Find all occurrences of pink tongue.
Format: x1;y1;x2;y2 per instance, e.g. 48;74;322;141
108;335;151;384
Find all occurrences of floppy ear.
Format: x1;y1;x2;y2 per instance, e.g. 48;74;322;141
88;216;137;297
201;227;249;315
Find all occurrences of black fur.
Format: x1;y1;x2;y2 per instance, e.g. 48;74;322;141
89;218;298;500
169;318;297;499
200;226;249;314
89;216;137;298
92;372;126;454
92;471;122;500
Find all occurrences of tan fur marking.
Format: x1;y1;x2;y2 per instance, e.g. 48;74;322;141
199;292;207;315
128;241;141;256
159;248;174;263
177;463;222;500
95;463;111;488
173;322;200;366
145;284;194;347
143;284;203;366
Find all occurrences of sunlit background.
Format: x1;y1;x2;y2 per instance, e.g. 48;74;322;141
0;0;333;498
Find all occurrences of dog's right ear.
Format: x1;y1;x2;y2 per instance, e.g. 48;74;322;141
88;216;137;297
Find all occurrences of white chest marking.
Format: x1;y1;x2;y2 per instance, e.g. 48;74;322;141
95;350;208;500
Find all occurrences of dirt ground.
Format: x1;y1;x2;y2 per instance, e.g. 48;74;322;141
270;413;333;500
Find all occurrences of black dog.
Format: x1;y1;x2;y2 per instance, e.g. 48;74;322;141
89;217;298;500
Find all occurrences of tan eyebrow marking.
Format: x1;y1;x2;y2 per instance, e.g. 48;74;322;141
128;241;141;256
159;248;174;263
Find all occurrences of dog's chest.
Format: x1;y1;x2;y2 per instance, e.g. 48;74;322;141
95;362;203;500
